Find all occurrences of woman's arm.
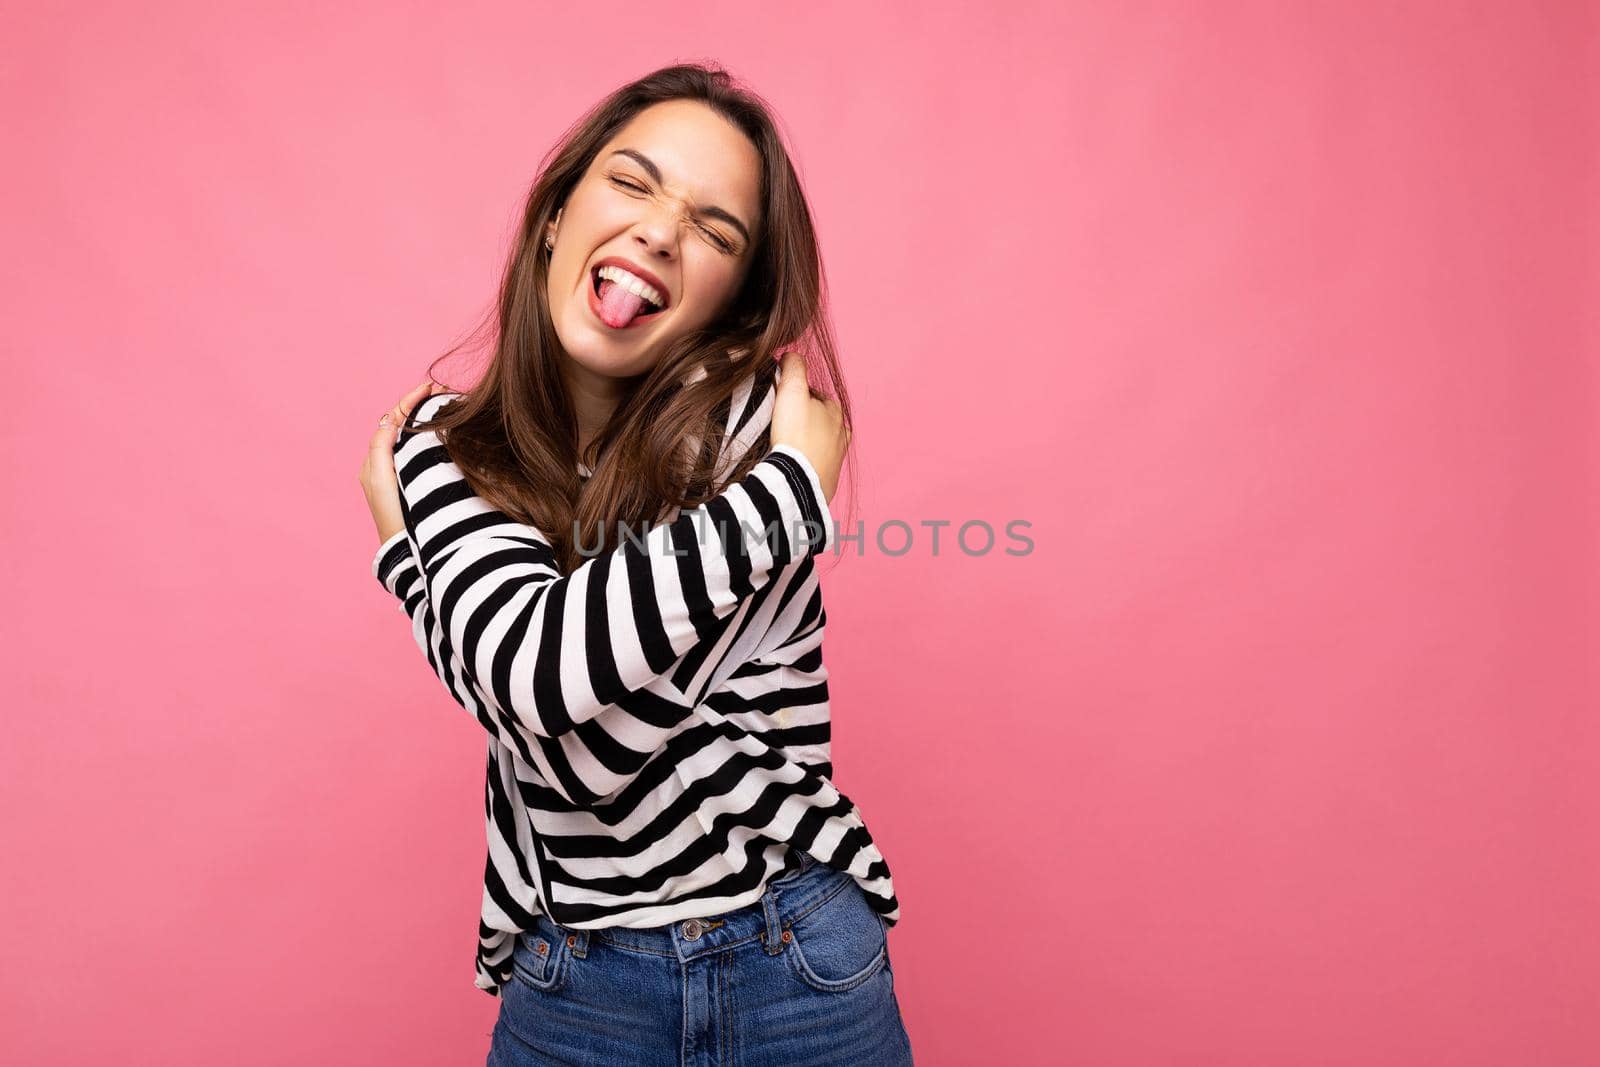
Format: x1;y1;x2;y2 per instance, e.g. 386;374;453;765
374;392;835;797
375;519;827;806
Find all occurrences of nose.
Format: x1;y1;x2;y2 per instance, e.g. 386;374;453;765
629;198;689;260
631;226;675;263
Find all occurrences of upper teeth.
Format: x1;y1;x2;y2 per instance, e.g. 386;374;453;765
598;265;664;309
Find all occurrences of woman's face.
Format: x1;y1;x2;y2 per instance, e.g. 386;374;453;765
545;99;763;381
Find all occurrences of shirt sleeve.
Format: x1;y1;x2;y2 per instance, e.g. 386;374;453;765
382;391;835;805
373;528;421;611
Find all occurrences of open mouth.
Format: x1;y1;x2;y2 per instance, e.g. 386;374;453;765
590;265;667;324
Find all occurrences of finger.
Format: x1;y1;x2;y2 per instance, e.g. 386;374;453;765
374;394;414;450
398;379;435;414
777;351;805;392
383;380;436;437
368;418;400;462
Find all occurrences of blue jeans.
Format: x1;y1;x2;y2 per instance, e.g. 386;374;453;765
487;852;915;1065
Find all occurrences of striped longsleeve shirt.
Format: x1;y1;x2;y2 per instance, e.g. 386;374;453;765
370;373;901;997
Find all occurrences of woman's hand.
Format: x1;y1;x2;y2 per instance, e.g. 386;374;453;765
769;351;848;504
361;379;449;544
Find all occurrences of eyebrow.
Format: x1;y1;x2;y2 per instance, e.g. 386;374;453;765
607;148;752;245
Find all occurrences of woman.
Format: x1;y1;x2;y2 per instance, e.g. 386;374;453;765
358;64;913;1064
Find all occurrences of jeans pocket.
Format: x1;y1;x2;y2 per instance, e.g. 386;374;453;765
509;916;570;994
784;883;890;993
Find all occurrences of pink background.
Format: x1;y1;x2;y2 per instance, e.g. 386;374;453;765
3;3;1594;1064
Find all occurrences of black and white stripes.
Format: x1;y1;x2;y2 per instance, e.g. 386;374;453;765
372;375;900;997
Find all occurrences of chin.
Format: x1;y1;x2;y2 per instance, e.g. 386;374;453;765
555;306;684;381
554;328;660;379
568;349;654;379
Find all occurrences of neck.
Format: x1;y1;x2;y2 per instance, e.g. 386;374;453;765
559;359;631;461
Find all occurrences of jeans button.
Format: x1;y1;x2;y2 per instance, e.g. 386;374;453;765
682;918;704;940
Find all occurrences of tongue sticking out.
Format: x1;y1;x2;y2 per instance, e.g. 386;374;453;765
597;277;652;328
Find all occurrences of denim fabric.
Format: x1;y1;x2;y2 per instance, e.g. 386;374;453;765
486;852;915;1066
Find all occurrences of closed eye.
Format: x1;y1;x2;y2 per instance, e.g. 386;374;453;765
608;175;735;253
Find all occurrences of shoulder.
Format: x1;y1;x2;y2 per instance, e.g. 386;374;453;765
391;392;466;479
713;371;778;484
395;390;465;446
405;390;465;431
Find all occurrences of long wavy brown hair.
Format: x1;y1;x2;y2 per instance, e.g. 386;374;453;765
413;62;855;574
